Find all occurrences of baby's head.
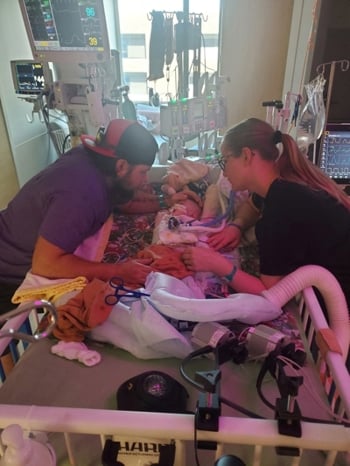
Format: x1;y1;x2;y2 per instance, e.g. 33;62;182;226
172;198;202;220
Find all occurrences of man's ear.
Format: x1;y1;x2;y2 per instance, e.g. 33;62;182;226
115;159;130;176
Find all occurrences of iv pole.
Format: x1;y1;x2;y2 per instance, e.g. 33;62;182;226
177;0;202;98
316;59;350;125
315;59;350;164
182;0;189;98
149;1;203;99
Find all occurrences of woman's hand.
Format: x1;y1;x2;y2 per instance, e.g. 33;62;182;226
206;224;242;251
181;246;232;276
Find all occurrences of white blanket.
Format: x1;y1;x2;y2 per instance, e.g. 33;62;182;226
90;272;282;359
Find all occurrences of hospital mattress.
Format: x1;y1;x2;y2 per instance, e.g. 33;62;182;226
0;212;349;466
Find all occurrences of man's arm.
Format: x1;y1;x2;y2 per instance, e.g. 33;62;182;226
116;189;201;214
32;236;152;285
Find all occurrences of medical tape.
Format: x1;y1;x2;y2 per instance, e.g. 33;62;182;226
315;327;343;359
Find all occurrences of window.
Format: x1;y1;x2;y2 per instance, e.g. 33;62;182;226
124;72;148;95
117;0;221;103
202;34;218;48
121;34;146;59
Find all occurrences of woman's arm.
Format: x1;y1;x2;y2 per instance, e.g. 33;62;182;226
207;196;261;250
181;246;282;295
231;195;261;230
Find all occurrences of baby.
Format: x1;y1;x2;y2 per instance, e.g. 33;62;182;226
152;195;202;246
171;197;202;221
153;183;228;247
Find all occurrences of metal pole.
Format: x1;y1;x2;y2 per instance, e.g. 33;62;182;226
183;0;189;98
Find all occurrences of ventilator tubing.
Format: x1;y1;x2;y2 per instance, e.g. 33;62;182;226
148;266;349;359
262;265;350;359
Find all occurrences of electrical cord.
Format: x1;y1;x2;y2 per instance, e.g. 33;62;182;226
180;346;267;419
62;134;71;154
182;345;348;425
180;345;214;392
256;350;349;426
184;346;263;466
182;342;349;466
220;396;265;419
41;98;64;157
278;355;350;426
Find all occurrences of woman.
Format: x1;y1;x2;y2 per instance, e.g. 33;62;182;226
181;117;350;310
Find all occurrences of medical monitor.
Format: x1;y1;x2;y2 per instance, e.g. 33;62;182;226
19;0;110;63
318;123;350;184
11;60;50;96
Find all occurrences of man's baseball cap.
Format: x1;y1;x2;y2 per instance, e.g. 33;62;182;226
81;119;158;165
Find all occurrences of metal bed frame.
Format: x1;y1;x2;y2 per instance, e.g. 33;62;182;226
0;287;349;466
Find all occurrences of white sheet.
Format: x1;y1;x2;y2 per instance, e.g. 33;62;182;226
90;272;282;359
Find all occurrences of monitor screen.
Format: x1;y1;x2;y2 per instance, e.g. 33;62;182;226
318;123;350;183
19;0;110;63
11;60;49;96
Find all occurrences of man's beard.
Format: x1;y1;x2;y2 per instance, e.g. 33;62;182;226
108;176;135;206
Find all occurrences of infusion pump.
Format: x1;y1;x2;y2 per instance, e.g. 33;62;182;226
160;96;227;139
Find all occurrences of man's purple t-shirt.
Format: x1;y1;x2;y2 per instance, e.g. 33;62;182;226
0;147;111;284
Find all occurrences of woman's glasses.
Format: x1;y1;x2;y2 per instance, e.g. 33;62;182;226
218;156;227;170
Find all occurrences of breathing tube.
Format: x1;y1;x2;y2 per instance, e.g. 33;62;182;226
178;190;235;234
148;265;349;359
262;265;350;359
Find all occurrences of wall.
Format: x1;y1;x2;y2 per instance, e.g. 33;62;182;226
0;102;19;209
219;0;294;127
282;0;321;100
0;0;57;188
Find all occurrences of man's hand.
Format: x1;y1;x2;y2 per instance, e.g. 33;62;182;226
167;189;202;207
32;235;154;285
113;258;154;286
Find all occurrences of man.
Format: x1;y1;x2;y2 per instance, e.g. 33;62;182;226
0;119;159;314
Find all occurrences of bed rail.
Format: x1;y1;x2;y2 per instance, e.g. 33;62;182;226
0;299;57;344
0;300;57;383
0;404;349;466
0;289;349;466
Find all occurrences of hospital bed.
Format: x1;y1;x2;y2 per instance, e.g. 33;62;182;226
0;182;349;466
0;282;349;466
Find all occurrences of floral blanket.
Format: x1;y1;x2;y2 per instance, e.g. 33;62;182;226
101;212;303;354
103;213;156;264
